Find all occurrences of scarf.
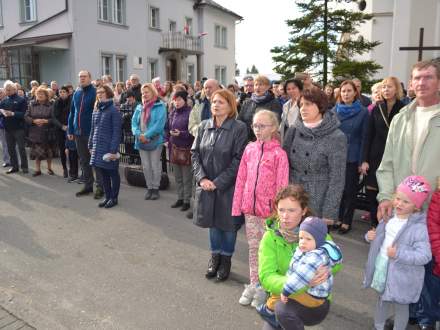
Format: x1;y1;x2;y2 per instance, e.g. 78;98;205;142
335;99;362;121
278;225;300;244
304;119;323;129
140;97;157;132
251;91;274;104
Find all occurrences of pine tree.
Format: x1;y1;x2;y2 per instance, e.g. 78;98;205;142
250;65;259;74
271;0;381;87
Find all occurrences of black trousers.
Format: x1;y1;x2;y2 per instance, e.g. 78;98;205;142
57;134;67;170
75;135;102;190
5;129;28;171
366;188;379;227
67;148;79;178
96;167;120;200
275;299;330;330
339;162;359;226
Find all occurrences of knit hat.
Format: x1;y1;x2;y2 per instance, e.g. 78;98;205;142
299;216;327;248
397;175;432;209
174;91;188;101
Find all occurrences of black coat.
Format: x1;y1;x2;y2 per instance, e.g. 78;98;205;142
363;100;405;188
238;93;282;141
191;118;248;231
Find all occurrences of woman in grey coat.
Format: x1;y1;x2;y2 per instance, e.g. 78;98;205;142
192;89;248;282
283;88;347;225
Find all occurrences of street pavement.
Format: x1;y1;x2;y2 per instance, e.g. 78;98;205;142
0;159;388;329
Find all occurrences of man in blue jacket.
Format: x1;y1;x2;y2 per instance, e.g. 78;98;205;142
67;71;103;198
0;81;28;174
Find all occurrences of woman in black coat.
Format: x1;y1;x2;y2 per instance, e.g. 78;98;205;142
238;75;282;141
361;77;405;227
192;89;248;282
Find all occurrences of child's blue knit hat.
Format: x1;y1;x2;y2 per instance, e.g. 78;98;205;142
299;216;327;248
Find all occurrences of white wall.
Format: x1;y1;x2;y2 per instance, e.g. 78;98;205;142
202;6;236;84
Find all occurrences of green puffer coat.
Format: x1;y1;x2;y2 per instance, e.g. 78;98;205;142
258;218;342;296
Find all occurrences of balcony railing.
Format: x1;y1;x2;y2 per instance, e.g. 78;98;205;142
160;32;203;55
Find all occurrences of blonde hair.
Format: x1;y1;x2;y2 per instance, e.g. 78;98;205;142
381;76;404;100
254;109;279;126
254;75;270;86
35;86;49;100
141;83;159;100
211;89;238;119
370;82;382;94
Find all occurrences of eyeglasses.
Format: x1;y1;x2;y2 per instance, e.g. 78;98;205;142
251;124;273;131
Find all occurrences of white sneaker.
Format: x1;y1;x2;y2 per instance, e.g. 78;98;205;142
251;286;268;308
239;284;256;305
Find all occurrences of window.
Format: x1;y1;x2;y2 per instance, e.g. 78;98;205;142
102;54;113;76
116;56;126;82
149;6;160;29
184;17;192;35
113;0;125;24
21;0;37;22
169;20;176;32
215;65;227;86
214;24;227;48
187;64;195;84
98;0;126;25
0;0;3;27
148;58;158;81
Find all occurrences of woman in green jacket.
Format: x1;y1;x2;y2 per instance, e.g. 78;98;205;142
258;185;342;329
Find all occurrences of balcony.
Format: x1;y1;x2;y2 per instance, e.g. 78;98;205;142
159;32;203;55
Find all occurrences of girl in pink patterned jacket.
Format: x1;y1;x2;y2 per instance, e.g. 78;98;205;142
233;110;289;307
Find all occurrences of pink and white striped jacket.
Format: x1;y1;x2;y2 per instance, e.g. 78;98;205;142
232;138;289;218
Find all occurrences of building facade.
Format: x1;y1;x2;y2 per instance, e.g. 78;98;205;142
341;0;440;85
0;0;242;88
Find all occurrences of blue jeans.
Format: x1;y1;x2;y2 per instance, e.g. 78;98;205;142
410;260;440;326
209;227;237;256
98;167;120;200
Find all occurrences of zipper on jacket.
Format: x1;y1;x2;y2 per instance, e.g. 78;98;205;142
78;92;85;134
253;142;264;215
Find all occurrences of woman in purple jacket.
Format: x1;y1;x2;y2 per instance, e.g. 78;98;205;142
166;91;194;211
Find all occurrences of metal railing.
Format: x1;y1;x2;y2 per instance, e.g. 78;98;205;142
161;32;202;53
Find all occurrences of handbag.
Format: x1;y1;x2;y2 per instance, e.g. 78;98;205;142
170;144;191;166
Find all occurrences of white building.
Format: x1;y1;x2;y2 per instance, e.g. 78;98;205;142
0;0;242;88
343;0;440;85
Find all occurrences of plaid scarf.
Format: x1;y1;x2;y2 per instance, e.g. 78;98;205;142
140;96;157;132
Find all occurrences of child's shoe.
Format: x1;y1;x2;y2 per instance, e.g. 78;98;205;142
238;284;256;305
251;285;268;308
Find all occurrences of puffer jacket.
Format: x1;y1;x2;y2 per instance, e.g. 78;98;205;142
427;182;440;277
232;138;289;218
88;100;121;170
363;212;432;304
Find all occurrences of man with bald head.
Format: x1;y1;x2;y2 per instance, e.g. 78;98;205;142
188;78;220;137
0;81;28;174
68;70;103;198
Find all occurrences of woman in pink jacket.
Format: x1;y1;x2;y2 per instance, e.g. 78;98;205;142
232;110;289;308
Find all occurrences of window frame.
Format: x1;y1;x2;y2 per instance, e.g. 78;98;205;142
187;63;195;84
147;58;159;82
115;55;127;82
215;65;227;86
149;6;160;30
113;0;125;25
21;0;37;23
168;19;176;32
214;24;227;49
101;53;113;77
184;17;193;36
0;0;3;27
98;0;126;26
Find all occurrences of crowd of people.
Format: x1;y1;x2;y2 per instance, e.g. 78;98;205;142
0;59;439;330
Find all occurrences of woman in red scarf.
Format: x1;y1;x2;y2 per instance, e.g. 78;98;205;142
131;83;167;200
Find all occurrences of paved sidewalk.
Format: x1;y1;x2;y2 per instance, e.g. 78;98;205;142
0;306;34;330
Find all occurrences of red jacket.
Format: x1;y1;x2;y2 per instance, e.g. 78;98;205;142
428;187;440;277
232;138;289;218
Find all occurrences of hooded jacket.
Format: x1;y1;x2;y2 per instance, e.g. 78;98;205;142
232;138;289;218
283;111;347;221
363;212;432;304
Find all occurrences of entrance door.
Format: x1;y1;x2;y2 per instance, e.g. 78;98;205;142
166;58;177;81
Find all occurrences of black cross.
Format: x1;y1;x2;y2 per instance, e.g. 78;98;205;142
399;28;440;61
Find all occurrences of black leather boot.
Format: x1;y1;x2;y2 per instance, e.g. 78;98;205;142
216;255;232;282
205;253;221;279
